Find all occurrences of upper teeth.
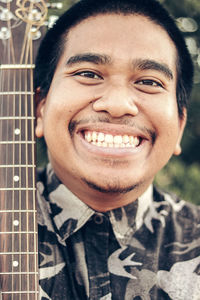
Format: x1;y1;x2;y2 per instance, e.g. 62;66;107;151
84;131;140;148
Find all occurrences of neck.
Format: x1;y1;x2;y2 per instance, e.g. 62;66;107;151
63;175;153;212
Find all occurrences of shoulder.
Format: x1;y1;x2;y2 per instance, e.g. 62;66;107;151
153;185;200;218
152;185;200;242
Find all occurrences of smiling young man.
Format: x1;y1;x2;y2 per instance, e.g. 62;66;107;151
35;0;200;299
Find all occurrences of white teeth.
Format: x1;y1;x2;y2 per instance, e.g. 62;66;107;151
113;135;123;144
85;131;92;142
92;131;97;141
134;137;140;146
123;135;129;144
105;134;113;144
97;132;104;142
129;136;134;144
84;131;141;148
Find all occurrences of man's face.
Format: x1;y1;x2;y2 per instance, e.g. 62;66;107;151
36;14;186;210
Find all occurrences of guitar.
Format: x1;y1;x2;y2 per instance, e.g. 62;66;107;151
0;1;47;299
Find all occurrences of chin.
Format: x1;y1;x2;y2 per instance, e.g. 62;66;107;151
82;177;140;195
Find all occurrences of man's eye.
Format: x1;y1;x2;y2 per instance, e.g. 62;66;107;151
136;79;162;87
74;71;102;79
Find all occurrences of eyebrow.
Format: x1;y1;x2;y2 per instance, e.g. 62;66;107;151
66;53;111;66
66;53;174;80
133;58;174;80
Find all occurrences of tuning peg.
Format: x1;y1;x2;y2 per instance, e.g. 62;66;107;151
0;7;16;21
0;26;10;39
30;26;41;40
0;0;12;3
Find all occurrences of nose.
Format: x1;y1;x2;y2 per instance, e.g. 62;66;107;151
92;84;139;118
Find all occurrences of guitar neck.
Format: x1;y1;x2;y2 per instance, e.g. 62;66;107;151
0;1;47;299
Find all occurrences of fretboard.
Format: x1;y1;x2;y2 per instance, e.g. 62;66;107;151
0;1;48;298
0;67;38;299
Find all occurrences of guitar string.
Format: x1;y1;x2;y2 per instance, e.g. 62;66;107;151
6;1;22;296
15;8;32;299
28;21;38;298
5;4;14;296
22;8;38;296
0;8;8;296
18;39;23;300
18;2;48;297
22;18;37;299
9;7;17;298
5;2;17;296
24;23;30;300
30;30;38;299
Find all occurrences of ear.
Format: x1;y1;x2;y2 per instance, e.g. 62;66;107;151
173;108;187;156
35;88;46;138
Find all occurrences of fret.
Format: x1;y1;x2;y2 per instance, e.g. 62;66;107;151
0;141;35;144
1;290;39;293
1;293;38;300
0;91;34;95
0;64;35;69
0;117;35;120
0;69;34;94
0;231;37;234
0;210;37;213
0;276;38;298
0;252;37;255
0;188;36;191
0;272;38;275
0;164;36;168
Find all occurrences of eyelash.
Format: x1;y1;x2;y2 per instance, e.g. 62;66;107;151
73;71;164;89
74;70;103;79
135;79;163;88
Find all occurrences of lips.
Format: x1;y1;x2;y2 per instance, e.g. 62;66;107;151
84;130;141;148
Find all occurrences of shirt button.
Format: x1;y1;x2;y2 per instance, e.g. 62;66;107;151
93;214;104;224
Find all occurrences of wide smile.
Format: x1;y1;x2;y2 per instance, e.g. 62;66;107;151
72;121;153;159
84;130;141;148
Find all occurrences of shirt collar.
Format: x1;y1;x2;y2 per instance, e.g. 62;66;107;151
44;164;153;243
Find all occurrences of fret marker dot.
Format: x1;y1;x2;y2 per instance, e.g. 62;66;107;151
13;261;19;267
14;128;21;135
13;175;19;182
13;220;19;226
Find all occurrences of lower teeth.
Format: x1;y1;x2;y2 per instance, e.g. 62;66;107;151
91;141;136;148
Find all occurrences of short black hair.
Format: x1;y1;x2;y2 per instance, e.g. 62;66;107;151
34;0;194;118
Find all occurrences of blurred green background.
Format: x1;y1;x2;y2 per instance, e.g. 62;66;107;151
37;0;200;205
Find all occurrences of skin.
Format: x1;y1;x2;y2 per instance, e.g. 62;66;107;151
35;14;186;211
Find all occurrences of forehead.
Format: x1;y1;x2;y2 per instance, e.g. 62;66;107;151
62;14;177;71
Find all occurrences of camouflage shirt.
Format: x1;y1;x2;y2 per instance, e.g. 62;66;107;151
37;164;200;300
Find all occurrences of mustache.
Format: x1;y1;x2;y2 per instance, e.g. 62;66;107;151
68;116;156;144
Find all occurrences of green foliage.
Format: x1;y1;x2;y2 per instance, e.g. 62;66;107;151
155;157;200;205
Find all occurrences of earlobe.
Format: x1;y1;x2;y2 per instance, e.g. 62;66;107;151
173;109;187;156
35;91;46;138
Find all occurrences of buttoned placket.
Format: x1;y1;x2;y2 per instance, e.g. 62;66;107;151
83;213;112;300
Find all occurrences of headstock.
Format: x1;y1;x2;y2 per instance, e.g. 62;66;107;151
0;0;48;65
